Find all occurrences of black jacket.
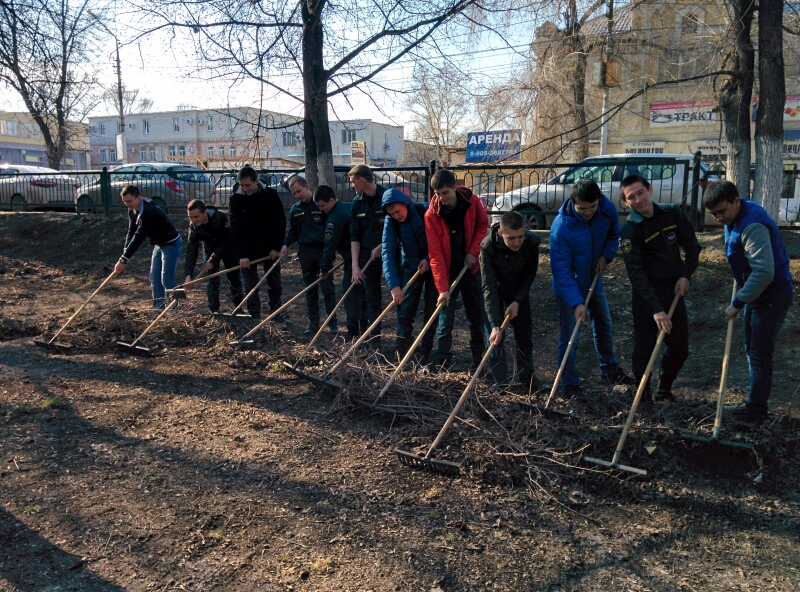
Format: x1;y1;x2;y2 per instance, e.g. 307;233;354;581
183;206;236;277
619;204;701;314
229;181;286;258
350;184;389;251
480;224;540;327
121;199;179;262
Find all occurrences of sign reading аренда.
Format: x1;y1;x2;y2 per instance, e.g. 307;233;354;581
466;129;521;163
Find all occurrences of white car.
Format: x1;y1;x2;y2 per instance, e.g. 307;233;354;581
0;164;82;211
490;154;717;229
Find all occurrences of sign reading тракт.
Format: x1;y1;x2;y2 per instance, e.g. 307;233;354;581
649;100;717;127
466;129;521;163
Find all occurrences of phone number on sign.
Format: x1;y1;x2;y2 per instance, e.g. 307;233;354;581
468;149;511;157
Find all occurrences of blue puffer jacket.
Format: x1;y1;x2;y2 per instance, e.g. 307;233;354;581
550;195;620;308
381;188;429;290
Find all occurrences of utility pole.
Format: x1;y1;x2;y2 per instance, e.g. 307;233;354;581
88;10;126;164
599;0;614;155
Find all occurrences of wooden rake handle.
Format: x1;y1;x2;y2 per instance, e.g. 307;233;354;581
178;255;271;288
326;268;423;377
425;313;513;458
129;298;179;348
543;271;601;408
372;263;471;407
299;255;378;361
713;280;738;439
230;254;284;316
240;260;344;341
49;270;117;343
611;291;681;467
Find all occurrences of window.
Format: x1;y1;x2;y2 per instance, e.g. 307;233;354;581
100;149;107;163
229;146;236;156
561;165;614;185
218;147;225;156
116;121;122;134
140;147;146;161
99;123;106;136
109;149;116;163
178;145;186;157
207;118;213;132
143;120;150;134
283;131;297;146
149;147;156;160
173;117;180;132
207;146;214;157
341;129;356;144
168;146;176;157
261;149;270;158
229;116;236;131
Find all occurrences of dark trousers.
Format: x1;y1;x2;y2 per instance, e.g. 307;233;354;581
341;257;368;337
205;251;243;312
241;258;282;316
488;294;534;384
435;270;487;365
359;248;384;341
631;286;688;388
298;244;337;329
743;294;792;417
396;268;438;359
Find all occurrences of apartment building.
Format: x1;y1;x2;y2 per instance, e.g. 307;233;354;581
0;111;89;169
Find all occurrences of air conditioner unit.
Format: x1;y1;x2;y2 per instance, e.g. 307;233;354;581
128;123;136;129
196;118;204;125
89;126;96;133
188;147;194;152
187;118;194;125
129;147;135;153
384;144;391;150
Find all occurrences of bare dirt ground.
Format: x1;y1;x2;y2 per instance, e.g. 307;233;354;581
1;211;799;592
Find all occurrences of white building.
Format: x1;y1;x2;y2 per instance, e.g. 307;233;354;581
88;107;404;169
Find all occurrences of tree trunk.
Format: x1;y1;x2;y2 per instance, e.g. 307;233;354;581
718;0;755;197
753;0;785;221
302;0;335;188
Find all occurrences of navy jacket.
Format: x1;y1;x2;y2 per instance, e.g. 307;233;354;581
350;184;389;251
549;195;620;308
121;199;179;262
320;200;352;274
381;188;429;290
284;199;327;247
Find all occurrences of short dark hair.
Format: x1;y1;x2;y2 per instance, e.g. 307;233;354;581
570;178;602;204
121;185;140;198
704;180;739;210
187;199;206;212
499;211;525;231
430;169;456;190
619;174;651;200
348;164;373;183
237;166;258;182
313;185;336;203
288;175;308;189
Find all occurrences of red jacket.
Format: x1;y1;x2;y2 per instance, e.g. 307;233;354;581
424;187;489;293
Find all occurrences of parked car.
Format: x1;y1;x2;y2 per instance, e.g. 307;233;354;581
0;164;82;211
213;170;292;208
280;165;428;202
490;154;718;229
75;163;217;214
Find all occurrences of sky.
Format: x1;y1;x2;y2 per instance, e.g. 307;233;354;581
0;1;538;136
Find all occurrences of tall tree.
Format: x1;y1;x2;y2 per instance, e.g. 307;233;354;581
102;88;154;116
752;0;785;220
142;0;484;187
0;0;101;169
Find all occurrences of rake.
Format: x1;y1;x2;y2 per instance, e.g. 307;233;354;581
371;263;470;408
230;260;344;347
519;271;600;419
584;292;681;476
116;296;180;356
34;270;117;354
396;313;513;475
681;280;752;451
166;254;270;301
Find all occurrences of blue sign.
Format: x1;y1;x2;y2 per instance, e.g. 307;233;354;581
466;129;522;163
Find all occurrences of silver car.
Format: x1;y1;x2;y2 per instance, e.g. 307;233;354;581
75;162;217;214
0;164;82;211
491;154;717;229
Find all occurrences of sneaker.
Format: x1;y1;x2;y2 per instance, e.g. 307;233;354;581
328;323;340;335
604;367;635;386
652;389;676;403
563;385;583;399
528;375;551;393
303;326;319;337
726;405;766;426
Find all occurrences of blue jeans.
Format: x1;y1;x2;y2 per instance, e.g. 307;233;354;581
556;288;619;391
743;295;792;417
150;237;182;309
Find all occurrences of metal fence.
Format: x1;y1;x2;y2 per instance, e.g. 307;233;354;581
3;159;798;228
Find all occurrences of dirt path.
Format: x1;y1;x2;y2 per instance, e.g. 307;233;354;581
1;212;799;591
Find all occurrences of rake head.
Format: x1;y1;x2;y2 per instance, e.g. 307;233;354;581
115;342;152;357
33;339;74;354
165;289;187;299
229;339;255;348
281;361;343;391
395;449;460;476
583;455;647;476
350;397;397;415
680;432;753;451
516;400;579;419
211;312;251;319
